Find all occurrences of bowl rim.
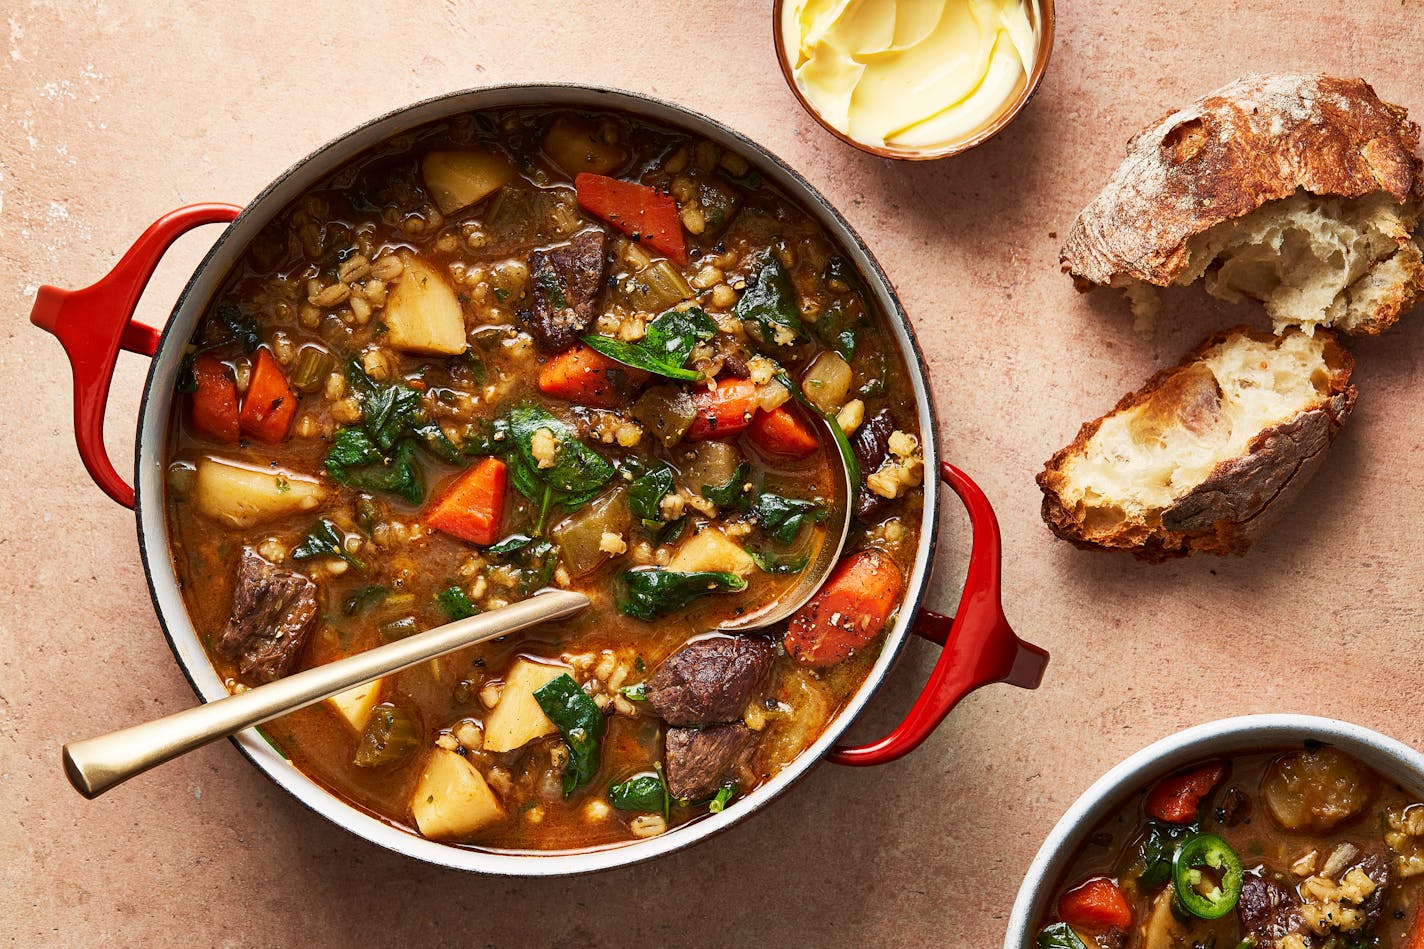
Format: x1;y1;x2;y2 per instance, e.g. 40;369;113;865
771;0;1057;161
131;82;945;875
1003;713;1424;946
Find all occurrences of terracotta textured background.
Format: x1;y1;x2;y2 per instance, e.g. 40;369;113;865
3;2;1422;946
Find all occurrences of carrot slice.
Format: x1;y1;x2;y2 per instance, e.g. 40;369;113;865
537;343;648;408
1058;877;1132;931
575;172;687;264
748;405;820;458
237;348;298;444
785;550;905;667
686;378;760;441
1145;762;1226;823
190;355;239;443
427;457;508;546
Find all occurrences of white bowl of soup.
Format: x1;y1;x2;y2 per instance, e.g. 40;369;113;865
1006;715;1424;947
33;85;1048;874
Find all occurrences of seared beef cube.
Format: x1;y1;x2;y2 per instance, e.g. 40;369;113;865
216;548;320;683
664;723;756;801
1238;875;1305;943
850;408;895;519
645;636;774;726
527;228;607;352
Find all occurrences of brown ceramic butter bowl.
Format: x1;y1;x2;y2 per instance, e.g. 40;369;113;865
774;0;1055;160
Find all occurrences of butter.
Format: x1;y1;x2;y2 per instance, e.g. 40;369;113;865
781;0;1037;152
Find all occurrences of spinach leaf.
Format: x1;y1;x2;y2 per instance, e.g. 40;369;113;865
342;584;388;616
292;518;365;569
1137;820;1197;887
485;533;534;556
608;764;669;819
582;306;717;381
209;302;260;353
1035;924;1089;949
813;301;858;362
752;493;826;544
608;774;664;811
824;256;871;308
617;568;747;621
628;463;677;533
734;252;803;348
628;464;675;522
701;461;752;512
435;584;479;620
517;538;561;596
504;404;614;529
176;352;200;393
533;673;606;797
707;784;736;814
326;430;424;504
346;361;422;451
750;549;810;575
324;363;451;504
619;682;647;701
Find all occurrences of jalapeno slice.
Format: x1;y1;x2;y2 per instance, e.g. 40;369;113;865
1171;832;1244;919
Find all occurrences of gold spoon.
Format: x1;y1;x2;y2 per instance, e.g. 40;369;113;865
63;590;590;798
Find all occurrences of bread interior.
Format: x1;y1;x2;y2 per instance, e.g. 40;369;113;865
1060;331;1333;529
1178;190;1421;333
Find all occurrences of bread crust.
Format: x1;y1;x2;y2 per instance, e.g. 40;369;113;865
1037;327;1356;562
1061;74;1424;297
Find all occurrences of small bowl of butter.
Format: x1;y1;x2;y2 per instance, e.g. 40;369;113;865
774;0;1054;160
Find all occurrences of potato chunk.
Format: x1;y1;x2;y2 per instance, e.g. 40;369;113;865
384;255;467;355
421;149;515;216
326;679;383;733
668;528;755;578
194;457;325;528
411;747;505;840
482;659;569;753
542;116;627;177
1262;746;1375;833
801;351;853;414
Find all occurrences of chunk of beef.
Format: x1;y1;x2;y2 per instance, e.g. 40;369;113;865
1238;874;1305;943
527;228;607;352
216;548;320;683
664;723;756;800
851;408;894;519
645;636;775;726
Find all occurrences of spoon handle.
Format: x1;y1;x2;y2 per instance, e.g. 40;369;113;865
63;589;590;799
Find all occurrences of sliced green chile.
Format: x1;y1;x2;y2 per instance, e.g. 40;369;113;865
1171;832;1244;919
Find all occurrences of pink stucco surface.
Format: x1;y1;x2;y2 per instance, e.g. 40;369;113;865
2;2;1421;945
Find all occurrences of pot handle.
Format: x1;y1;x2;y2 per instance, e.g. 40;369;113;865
829;462;1049;766
30;203;243;509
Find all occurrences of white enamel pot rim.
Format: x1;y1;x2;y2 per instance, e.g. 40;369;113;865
131;84;944;876
1003;714;1424;947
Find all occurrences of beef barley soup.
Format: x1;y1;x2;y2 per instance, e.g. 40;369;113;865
1034;747;1424;948
163;107;926;851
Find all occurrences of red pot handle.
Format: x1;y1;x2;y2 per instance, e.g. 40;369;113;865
30;203;243;509
829;462;1049;766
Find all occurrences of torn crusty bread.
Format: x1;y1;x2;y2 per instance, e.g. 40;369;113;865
1037;327;1356;561
1061;74;1424;335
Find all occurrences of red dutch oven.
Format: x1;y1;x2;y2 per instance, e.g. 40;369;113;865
32;84;1048;874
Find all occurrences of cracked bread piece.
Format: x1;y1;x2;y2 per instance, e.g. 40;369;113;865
1037;327;1356;561
1061;74;1424;335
